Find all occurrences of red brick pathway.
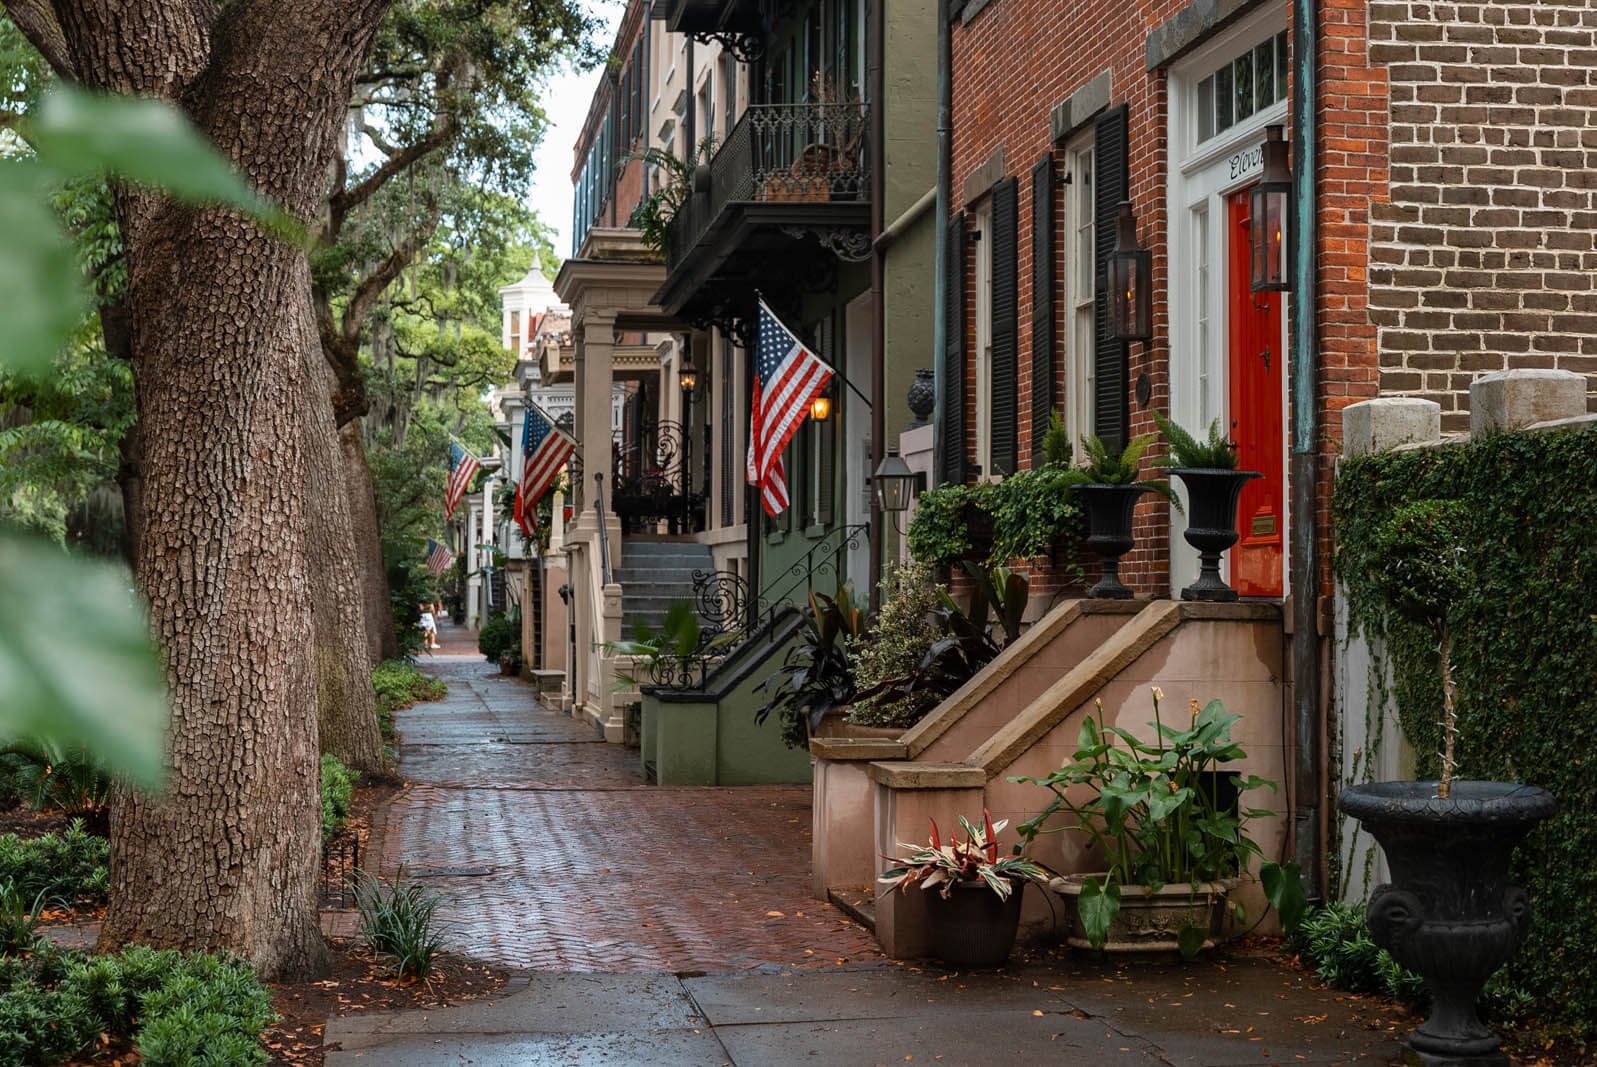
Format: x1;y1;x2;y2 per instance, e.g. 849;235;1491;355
372;650;885;974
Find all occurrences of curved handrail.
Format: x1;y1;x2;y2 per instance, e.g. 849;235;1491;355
757;522;869;619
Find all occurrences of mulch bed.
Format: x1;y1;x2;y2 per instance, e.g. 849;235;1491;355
0;809;75;839
265;939;510;1067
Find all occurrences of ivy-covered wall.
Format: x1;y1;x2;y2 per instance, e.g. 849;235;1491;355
1333;425;1597;1034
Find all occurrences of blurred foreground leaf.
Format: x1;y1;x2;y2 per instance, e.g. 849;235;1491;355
0;161;90;376
1;85;301;379
0;531;167;789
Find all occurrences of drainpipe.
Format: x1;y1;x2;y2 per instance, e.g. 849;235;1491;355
867;0;886;610
1289;0;1322;900
931;0;952;486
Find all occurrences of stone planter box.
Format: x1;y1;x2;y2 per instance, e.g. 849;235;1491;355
1052;873;1235;956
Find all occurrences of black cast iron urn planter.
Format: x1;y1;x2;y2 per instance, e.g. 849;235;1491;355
1072;483;1154;599
1339;780;1556;1066
1170;467;1262;602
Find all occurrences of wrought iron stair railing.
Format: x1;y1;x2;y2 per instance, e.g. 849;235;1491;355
627;522;868;690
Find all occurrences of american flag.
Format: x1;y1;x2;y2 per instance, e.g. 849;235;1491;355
514;402;575;538
424;538;453;577
444;441;481;521
746;298;833;516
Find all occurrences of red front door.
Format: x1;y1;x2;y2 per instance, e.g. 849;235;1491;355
1226;191;1284;597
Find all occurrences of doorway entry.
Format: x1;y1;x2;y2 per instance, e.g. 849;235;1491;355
1225;191;1284;597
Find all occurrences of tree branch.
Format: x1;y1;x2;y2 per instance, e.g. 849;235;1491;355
3;0;75;79
325;118;453;230
339;193;443;347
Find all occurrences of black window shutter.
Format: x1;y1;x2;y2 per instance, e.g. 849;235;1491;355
1030;154;1057;463
1093;104;1129;454
990;178;1019;477
940;211;967;485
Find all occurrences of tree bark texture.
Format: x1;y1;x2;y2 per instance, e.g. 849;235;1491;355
342;422;399;664
307;358;384;774
17;0;396;982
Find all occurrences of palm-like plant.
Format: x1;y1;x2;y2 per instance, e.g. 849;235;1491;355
624;138;718;255
755;582;866;747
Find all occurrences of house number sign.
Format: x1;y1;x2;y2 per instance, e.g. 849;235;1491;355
1228;143;1264;181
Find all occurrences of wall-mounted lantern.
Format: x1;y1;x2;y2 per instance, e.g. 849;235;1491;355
1108;200;1152;342
677;368;697;392
872;448;920;512
809;393;832;422
1250;125;1292;293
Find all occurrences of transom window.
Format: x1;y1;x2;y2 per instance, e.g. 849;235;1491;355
1196;30;1288;143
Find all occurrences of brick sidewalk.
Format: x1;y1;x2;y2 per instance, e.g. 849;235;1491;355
370;658;885;974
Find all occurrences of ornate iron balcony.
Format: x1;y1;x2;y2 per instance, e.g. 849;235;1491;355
664;101;871;274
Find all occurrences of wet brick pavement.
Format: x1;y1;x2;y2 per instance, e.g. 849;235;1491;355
370;643;886;974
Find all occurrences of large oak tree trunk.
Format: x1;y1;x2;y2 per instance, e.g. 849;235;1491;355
308;361;384;774
102;220;333;981
19;0;397;982
343;423;400;664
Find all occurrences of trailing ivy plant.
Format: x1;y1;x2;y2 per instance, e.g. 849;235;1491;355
984;464;1084;574
1332;424;1597;1037
905;482;977;568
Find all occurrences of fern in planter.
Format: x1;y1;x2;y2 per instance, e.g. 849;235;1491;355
1151;412;1238;470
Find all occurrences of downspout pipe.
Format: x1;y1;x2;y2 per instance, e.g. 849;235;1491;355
868;0;887;611
931;0;951;486
1289;0;1322;900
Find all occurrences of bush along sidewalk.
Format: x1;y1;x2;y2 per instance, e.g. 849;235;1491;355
0;941;276;1067
372;659;446;741
321;754;357;850
0;821;108;908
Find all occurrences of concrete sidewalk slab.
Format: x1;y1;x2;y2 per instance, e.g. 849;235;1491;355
325;960;1404;1067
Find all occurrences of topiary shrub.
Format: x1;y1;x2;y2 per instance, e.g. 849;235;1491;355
477;613;517;663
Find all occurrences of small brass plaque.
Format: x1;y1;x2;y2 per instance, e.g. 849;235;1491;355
1251;513;1277;537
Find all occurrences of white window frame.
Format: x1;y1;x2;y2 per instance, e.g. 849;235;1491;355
972;201;993;479
1064;133;1096;453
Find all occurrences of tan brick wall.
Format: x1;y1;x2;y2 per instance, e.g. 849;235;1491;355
1368;0;1597;432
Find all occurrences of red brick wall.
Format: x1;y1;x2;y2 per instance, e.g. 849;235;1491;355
950;0;1185;596
948;0;1383;601
1318;0;1388;596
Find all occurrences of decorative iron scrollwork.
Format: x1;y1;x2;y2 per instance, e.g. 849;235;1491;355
692;568;750;637
688;30;765;63
777;224;872;264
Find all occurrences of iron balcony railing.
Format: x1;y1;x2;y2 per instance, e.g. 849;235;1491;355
666;101;871;272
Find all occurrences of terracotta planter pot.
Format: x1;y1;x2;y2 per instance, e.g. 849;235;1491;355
1340;780;1555;1065
924;878;1025;968
1053;873;1234;956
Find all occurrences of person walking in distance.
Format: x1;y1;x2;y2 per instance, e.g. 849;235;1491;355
419;604;438;653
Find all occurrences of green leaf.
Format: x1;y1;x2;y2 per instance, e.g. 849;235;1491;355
28;88;291;231
1177;922;1207;959
1261;860;1308;933
0;162;91;378
0;532;167;788
1077;877;1121;949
